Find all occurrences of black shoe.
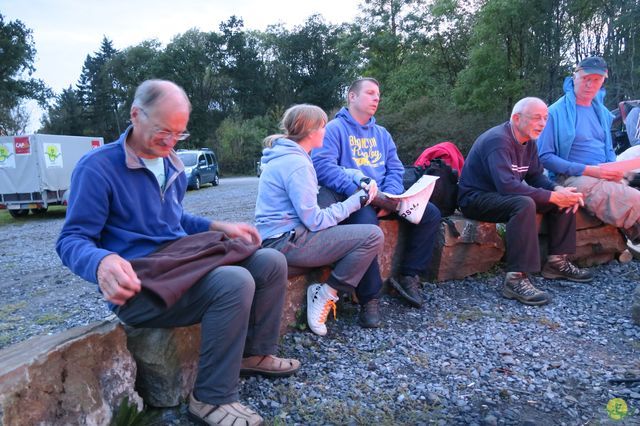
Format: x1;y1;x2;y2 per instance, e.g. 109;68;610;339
541;255;593;282
359;299;381;328
389;275;423;308
502;273;550;306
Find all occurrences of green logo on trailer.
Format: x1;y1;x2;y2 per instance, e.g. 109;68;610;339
0;145;12;163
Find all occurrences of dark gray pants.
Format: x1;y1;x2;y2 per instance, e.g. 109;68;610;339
115;248;287;405
263;224;384;303
460;193;575;272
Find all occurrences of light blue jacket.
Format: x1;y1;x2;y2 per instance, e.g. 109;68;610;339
255;138;363;240
538;77;615;179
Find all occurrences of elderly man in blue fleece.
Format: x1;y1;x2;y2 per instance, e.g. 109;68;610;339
459;97;592;306
538;56;640;245
312;77;441;309
56;79;299;426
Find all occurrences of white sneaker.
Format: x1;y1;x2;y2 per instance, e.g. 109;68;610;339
306;283;338;336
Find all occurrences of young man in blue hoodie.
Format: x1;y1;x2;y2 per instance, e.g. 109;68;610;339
538;56;640;244
56;79;299;426
312;78;441;309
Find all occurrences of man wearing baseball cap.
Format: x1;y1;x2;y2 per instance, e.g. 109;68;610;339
538;56;640;246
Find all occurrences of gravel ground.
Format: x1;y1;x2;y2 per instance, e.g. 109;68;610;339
1;176;639;425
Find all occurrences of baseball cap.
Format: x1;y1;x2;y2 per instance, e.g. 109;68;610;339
576;56;608;76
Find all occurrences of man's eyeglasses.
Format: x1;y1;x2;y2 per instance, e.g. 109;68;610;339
139;108;190;142
522;114;548;123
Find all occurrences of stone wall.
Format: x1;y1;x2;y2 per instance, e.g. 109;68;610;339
0;320;141;426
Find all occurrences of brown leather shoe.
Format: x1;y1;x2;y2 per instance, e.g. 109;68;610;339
389;275;423;308
240;354;301;378
188;392;263;426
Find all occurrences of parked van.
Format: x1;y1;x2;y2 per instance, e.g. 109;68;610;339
176;148;219;190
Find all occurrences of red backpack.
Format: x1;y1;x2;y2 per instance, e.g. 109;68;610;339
414;141;464;174
403;142;465;217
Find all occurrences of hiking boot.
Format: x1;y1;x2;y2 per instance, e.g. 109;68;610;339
502;273;550;306
188;392;263;426
541;255;593;282
306;283;338;336
389;275;423;308
358;298;381;328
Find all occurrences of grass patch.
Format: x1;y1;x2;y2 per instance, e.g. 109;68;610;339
0;301;27;318
538;317;561;330
34;312;70;325
0;205;66;226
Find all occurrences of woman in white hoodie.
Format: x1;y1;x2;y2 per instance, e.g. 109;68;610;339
255;104;384;336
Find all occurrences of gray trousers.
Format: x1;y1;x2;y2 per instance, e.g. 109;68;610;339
263;224;384;304
115;248;287;405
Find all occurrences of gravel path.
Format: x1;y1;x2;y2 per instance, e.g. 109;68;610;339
1;176;639;424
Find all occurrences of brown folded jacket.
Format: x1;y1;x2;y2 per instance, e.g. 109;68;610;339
130;231;259;308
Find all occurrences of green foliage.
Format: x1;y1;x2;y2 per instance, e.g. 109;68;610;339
109;396;159;426
215;113;278;174
379;93;500;161
0;14;51;134
36;0;640;168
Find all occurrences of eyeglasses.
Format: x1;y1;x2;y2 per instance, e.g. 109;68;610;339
522;114;548;123
139;108;190;142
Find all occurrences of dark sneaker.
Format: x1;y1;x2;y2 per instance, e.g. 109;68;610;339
389;275;423;308
502;273;550;306
541;256;593;282
359;298;381;328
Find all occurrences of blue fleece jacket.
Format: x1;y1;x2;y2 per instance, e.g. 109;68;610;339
255;138;363;240
312;107;405;196
56;126;211;291
538;77;615;180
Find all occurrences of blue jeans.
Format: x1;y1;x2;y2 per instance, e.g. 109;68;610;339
318;187;441;284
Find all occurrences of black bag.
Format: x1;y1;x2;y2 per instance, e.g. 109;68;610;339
403;158;459;217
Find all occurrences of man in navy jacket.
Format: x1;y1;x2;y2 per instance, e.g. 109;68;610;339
458;97;592;306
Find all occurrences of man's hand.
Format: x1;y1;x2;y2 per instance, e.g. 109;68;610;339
584;165;624;182
97;254;141;306
211;221;261;245
359;177;378;202
549;186;585;214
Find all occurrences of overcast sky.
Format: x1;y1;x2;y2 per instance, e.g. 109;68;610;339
2;0;361;131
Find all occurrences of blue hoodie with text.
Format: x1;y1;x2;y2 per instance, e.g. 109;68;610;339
312;107;405;196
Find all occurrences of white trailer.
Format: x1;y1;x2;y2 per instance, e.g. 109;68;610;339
0;134;103;218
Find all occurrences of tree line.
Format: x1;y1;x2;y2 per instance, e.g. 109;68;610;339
3;0;639;174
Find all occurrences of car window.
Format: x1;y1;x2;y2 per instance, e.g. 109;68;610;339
198;155;206;166
178;153;197;167
205;153;214;165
